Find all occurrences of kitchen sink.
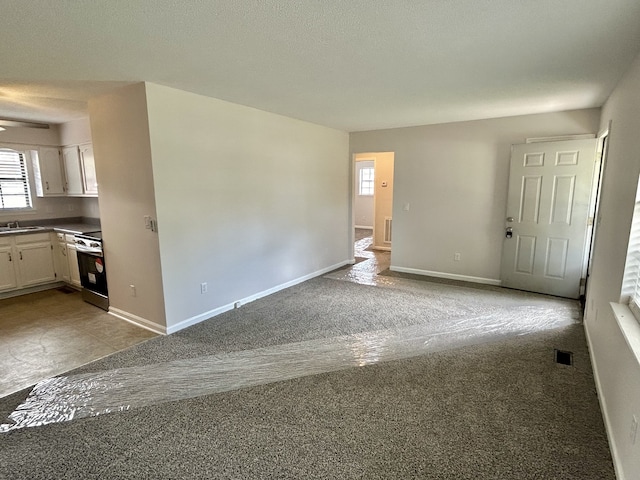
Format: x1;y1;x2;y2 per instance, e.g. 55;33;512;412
0;226;46;233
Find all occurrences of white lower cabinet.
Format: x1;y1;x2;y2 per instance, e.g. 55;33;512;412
55;232;81;288
0;242;18;292
0;233;56;293
66;241;81;288
54;240;71;283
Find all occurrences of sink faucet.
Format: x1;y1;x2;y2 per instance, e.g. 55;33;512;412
6;221;19;228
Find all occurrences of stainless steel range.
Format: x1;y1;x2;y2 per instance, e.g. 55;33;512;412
74;231;109;311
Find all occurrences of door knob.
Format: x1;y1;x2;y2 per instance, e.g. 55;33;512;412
506;217;514;223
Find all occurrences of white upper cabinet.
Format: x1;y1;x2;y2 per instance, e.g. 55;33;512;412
63;144;98;197
33;147;66;197
63;146;84;195
79;144;98;195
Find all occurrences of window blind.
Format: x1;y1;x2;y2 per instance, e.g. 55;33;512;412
0;149;31;209
625;179;640;321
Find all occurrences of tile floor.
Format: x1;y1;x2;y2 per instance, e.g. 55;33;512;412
0;288;157;398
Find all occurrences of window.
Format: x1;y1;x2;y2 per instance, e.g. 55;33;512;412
624;174;640;322
359;166;374;196
0;149;32;210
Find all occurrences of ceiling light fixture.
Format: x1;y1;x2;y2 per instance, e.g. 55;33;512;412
0;118;49;129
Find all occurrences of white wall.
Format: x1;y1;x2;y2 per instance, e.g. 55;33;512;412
583;52;640;480
0;124;60;146
88;83;167;331
81;197;100;219
144;83;350;330
350;109;601;282
354;160;374;228
59;118;92;146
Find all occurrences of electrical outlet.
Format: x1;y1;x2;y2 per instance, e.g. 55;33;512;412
403;203;410;212
200;282;208;294
631;415;638;445
454;252;461;261
129;285;136;297
234;301;241;309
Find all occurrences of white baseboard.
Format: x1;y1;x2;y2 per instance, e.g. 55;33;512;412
372;246;391;252
166;259;352;334
0;281;66;300
355;225;373;230
390;266;502;286
584;321;625;480
109;307;167;335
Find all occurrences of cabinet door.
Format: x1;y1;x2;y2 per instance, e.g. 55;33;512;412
16;243;56;287
0;246;18;292
63;146;84;196
54;241;71;283
79;144;98;195
67;243;82;287
37;147;65;196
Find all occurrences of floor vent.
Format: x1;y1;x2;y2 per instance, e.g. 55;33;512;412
554;349;573;366
384;217;392;243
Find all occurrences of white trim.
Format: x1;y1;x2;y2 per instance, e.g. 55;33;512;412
166;260;351;334
584;320;626;480
390;266;502;286
525;134;596;143
610;303;640;368
109;307;167;335
0;281;65;300
354;225;373;230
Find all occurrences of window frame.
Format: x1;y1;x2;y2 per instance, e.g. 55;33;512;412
0;148;33;211
623;174;640;325
358;166;374;196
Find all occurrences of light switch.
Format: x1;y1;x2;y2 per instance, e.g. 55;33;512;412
404;203;410;212
144;215;151;229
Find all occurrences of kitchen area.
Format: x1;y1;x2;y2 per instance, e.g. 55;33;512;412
0;118;157;398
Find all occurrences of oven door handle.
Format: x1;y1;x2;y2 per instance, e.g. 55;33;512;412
76;244;102;256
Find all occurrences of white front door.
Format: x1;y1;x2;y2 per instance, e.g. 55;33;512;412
500;139;597;298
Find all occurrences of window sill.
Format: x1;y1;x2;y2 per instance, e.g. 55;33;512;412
610;303;640;368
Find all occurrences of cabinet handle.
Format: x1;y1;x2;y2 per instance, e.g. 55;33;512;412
8;253;11;262
46;181;49;190
20;251;22;260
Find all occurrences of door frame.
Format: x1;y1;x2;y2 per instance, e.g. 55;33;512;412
351;155;377;262
583;123;611;301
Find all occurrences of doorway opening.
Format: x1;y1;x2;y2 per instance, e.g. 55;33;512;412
338;152;395;285
353;152;394;252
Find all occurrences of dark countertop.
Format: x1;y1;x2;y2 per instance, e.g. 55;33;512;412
50;223;101;235
0;217;100;237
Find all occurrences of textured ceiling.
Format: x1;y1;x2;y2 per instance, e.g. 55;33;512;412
1;1;640;131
